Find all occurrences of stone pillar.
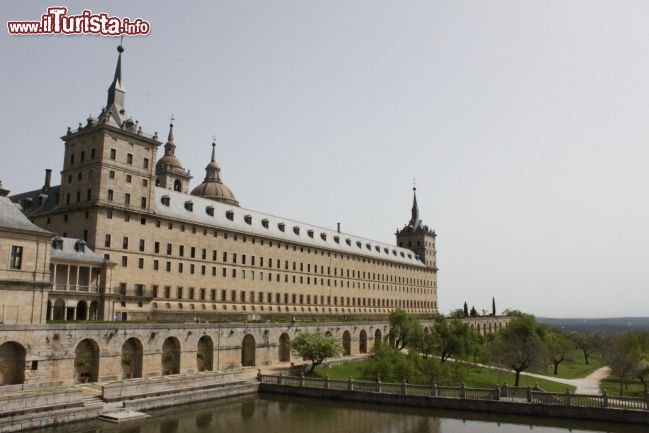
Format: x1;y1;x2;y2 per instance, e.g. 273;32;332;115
66;265;70;291
48;304;54;321
75;266;80;291
52;265;57;290
73;307;77;321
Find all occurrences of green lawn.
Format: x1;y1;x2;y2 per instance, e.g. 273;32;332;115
534;350;604;379
600;376;647;397
309;360;575;393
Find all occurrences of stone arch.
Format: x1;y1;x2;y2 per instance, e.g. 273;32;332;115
241;334;256;367
423;327;430;334
0;342;26;385
89;301;99;320
476;323;482;335
324;331;332;338
359;330;367;354
342;331;351;356
53;299;66;320
488;323;493;334
74;338;99;383
278;333;290;363
162;337;181;375
374;329;382;350
173;179;181;192
121;337;143;379
197;335;213;372
76;300;88;320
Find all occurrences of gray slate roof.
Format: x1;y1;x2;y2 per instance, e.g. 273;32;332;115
154;188;425;267
0;196;51;234
50;237;105;264
10;186;60;217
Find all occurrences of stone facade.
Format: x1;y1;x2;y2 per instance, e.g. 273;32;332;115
0;318;509;386
11;45;439;321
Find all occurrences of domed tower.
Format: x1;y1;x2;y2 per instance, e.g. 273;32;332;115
190;141;239;206
396;187;437;268
156;122;192;193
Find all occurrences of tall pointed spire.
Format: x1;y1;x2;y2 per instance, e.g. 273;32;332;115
204;141;221;182
106;43;125;109
410;186;420;227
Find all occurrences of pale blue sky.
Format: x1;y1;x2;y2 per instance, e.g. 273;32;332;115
1;1;648;317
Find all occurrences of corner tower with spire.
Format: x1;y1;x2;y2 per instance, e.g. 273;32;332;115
54;42;162;247
396;187;437;269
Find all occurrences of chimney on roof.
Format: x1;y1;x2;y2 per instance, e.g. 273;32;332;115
42;169;52;193
337;222;341;233
0;181;8;197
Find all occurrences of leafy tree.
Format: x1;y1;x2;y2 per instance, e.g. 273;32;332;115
464;302;469;317
492;297;496;316
448;308;465;319
388;309;423;351
545;330;573;375
604;331;649;395
429;316;473;363
571;332;600;365
469;306;478;317
636;359;649;394
487;314;547;386
292;330;341;373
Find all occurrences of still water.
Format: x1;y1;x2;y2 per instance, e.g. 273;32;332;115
32;394;645;433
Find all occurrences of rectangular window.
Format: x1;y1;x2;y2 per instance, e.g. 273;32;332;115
9;246;23;269
127;153;133;165
190;247;195;258
126;175;132;183
125;193;131;205
109;170;115;179
121;256;128;267
177;287;183;299
154;242;160;254
166;243;172;255
153;260;159;270
122;237;128;249
141;197;147;209
152;285;159;298
110;148;117;160
143;157;149;169
107;189;114;201
179;245;184;257
105;234;111;248
138;258;144;269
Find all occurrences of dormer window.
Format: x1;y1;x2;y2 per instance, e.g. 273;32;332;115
334;236;340;244
261;219;269;229
356;241;362;248
74;240;86;253
278;223;285;232
206;206;214;216
400;252;405;257
184;201;193;212
345;238;352;246
226;210;234;221
392;250;397;256
366;243;371;250
307;230;314;238
320;233;327;241
161;195;170;206
52;237;63;250
407;253;412;259
293;226;300;235
384;247;389;254
375;246;381;252
244;215;252;225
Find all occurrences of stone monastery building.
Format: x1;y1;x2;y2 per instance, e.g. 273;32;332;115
8;45;438;323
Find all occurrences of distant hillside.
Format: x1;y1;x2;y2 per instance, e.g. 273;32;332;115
538;317;649;334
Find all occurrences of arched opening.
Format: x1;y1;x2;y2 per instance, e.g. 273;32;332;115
278;333;290;363
162;337;181;375
342;331;351;356
76;300;88;320
197;336;213;372
173;179;181;192
74;339;99;383
374;329;382;350
359;330;367;354
324;331;333;338
489;323;493;334
121;338;143;379
0;342;26;385
241;334;256;367
89;301;99;320
423;327;430;334
53;299;66;320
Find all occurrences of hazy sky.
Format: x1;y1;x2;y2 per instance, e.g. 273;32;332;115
1;1;648;318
